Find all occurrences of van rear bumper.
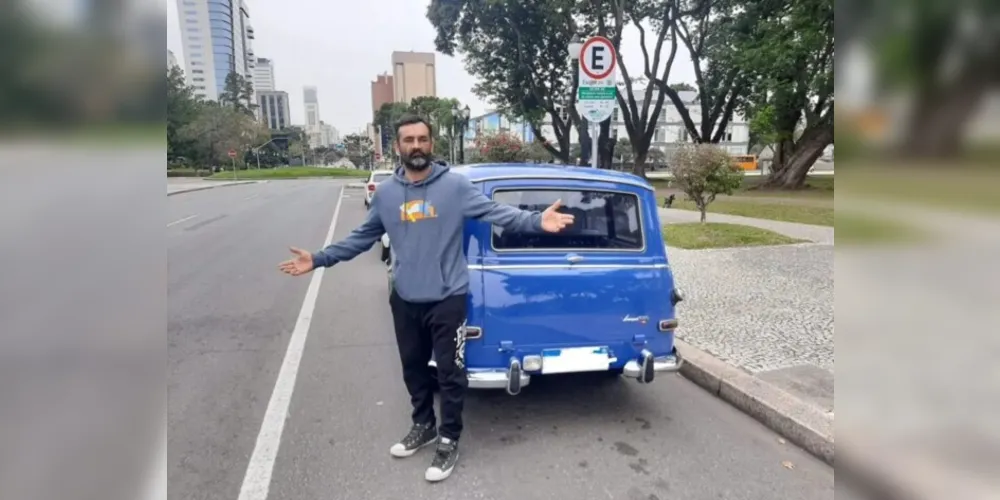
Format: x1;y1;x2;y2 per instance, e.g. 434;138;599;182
430;347;684;394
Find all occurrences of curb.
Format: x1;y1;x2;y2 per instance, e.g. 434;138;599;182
674;339;834;465
167;181;258;196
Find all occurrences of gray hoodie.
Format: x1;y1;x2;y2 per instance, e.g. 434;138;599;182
311;161;543;302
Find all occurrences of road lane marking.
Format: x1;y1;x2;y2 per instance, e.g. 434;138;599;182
167;215;198;227
244;193;259;201
236;186;344;500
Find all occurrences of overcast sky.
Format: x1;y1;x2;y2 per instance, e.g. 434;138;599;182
167;0;695;136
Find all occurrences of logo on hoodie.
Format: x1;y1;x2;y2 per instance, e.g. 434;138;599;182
400;200;438;222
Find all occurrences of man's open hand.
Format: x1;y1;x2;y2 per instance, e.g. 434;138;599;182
540;199;575;233
278;247;314;276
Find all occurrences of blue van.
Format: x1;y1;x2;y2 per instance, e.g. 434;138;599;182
386;163;683;395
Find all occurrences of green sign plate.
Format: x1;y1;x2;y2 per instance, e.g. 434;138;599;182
578;86;617;100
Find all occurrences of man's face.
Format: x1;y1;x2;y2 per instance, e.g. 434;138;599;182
396;122;433;171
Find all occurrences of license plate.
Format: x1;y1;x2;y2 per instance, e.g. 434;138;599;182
540;346;612;374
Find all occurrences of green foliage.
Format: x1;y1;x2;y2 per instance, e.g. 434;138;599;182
427;0;577;163
343;133;373;168
167;66;204;161
668;144;745;222
178;101;268;166
219;71;257;117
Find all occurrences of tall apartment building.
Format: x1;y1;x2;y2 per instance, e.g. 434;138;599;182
257;91;291;130
253;57;275;92
370;73;394;158
303;86;325;148
391;51;436;104
175;0;255;101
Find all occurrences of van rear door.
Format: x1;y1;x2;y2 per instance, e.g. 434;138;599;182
478;180;674;351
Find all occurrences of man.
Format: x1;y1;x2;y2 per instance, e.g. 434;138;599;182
278;114;574;482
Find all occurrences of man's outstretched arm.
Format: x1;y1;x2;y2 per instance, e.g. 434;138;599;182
311;200;385;268
459;177;542;233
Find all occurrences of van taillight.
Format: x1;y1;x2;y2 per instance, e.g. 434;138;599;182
367;184;376;191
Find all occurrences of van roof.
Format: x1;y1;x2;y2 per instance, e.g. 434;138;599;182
451;163;654;191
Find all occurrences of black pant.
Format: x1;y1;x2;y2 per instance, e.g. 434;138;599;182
389;290;468;441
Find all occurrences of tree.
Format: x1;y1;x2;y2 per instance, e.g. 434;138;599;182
179;102;266;167
524;140;555;163
167;66;204;162
669;82;696;91
428;0;579;164
668;144;744;222
719;0;833;188
219;71;257;116
343;133;373;168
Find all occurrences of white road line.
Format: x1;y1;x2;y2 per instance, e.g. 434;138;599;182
244;193;260;201
236;187;344;500
167;215;198;227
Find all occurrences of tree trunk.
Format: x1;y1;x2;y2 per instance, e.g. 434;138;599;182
579;119;592;166
700;207;707;223
632;154;647;179
899;81;986;158
764;125;832;189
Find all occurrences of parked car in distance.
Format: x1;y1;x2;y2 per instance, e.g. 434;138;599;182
387;163;684;395
364;169;395;208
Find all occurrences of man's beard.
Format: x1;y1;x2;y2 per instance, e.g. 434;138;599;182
403;151;431;171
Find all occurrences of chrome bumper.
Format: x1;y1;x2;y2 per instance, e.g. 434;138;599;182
622;352;684;377
467;369;532;391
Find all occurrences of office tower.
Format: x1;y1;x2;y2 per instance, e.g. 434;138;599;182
391;51;436;103
253;57;275;92
258;91;291;130
175;0;255;101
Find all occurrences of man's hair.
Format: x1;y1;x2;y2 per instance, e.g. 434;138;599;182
393;114;433;140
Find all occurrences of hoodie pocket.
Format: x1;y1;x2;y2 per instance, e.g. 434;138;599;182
393;260;448;301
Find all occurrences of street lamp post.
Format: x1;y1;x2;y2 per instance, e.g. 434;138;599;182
458;105;470;164
253;137;277;169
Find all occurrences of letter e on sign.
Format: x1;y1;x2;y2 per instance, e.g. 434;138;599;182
580;36;616;81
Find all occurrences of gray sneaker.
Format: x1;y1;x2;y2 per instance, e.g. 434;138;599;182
389;423;438;458
424;437;459;482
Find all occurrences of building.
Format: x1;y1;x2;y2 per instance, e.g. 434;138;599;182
253;57;275;92
257;90;291;130
303;86;324;148
391;51;436;103
319;122;340;147
175;0;256;101
168;50;179;71
370;73;394;158
465;110;535;144
530;89;750;158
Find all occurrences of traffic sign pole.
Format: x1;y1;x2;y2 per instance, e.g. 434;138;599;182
228;149;238;180
575;35;618;168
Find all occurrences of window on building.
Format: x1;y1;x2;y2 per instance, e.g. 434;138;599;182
491;189;643;251
613;108;619;122
679;129;689;142
193;77;205;82
192;69;204;74
654;128;664;143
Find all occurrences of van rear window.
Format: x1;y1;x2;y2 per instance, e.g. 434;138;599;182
371;173;392;183
491;189;644;251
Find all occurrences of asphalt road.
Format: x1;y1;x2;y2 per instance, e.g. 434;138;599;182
168;179;837;500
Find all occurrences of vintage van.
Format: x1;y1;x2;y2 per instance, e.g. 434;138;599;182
385;163;683;395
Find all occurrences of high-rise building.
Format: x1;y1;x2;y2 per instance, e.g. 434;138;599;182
391;51;436;103
175;0;255;101
257;91;291;130
253;57;275;92
303;86;324;147
370;73;394;159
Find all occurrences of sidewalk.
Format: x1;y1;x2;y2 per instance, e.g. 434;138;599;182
658;208;835;463
166;179;259;196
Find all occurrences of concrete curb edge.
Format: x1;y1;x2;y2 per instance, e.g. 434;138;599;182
167;181;258;197
674;339;835;465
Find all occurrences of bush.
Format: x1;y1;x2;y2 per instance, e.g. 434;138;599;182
167;168;211;177
668;144;745;223
473;132;527;163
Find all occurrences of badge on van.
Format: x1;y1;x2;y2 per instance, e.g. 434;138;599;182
622;315;649;324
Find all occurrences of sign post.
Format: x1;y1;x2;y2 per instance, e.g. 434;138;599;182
228;149;238;180
575;36;618;168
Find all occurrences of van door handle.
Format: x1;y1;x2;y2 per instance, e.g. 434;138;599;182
566;254;584;263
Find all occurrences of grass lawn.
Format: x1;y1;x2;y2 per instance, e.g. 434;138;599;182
207;166;370;180
654;174;835;226
836;165;1000;215
665;199;835;226
834;212;930;245
662;222;807;250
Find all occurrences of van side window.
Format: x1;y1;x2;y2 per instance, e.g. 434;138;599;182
491;189;644;250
